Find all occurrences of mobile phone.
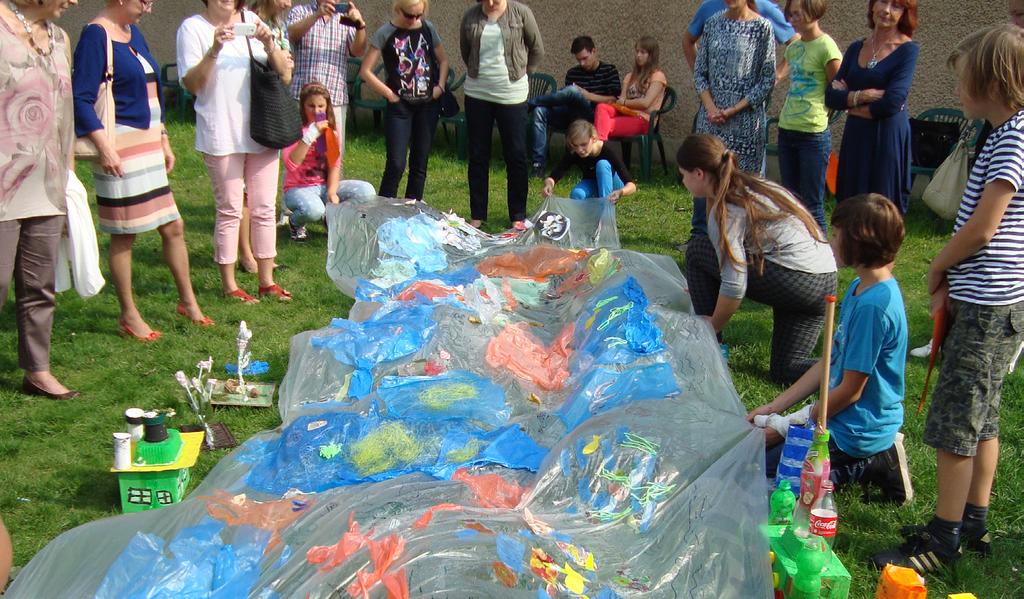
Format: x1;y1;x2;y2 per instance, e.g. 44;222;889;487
315;111;327;123
334;2;350;13
233;23;257;37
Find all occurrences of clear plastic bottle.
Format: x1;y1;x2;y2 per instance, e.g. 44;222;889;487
791;430;831;538
809;480;838;551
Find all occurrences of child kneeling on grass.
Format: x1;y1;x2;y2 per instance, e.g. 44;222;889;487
749;193;911;503
872;23;1024;574
541;120;637;203
284;82;375;241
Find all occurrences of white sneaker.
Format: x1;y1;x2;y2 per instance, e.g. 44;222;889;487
910;340;932;358
277;213;290;227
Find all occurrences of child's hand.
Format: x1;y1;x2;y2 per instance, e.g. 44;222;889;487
746;402;777;424
542;177;554;197
929;281;950;320
608;189;622;203
328;192;340;204
301;122;323;145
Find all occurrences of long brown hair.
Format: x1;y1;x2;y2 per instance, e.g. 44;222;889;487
630;36;660;96
677;134;825;272
299;82;337;129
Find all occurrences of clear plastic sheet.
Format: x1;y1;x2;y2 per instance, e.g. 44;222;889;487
8;198;772;599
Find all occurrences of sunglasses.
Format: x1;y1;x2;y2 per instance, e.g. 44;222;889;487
400;9;423;20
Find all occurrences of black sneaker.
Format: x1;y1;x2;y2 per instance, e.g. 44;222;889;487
531;162;546;179
900;524;992;557
861;432;914;505
871;528;961;574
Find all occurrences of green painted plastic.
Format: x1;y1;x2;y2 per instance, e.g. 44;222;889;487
134;428;183;466
768;524;851;599
117;467;191;513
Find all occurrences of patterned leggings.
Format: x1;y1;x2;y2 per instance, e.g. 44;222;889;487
685;234;837;384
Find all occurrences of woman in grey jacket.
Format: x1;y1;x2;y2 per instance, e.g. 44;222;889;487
460;0;543;230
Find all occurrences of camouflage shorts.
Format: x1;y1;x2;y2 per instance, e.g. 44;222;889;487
923;300;1024;456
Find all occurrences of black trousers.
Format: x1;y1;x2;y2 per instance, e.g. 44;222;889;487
465;95;529;223
380;99;440;201
684;234;837;385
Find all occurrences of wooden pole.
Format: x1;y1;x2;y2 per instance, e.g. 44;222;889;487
817;295;838;431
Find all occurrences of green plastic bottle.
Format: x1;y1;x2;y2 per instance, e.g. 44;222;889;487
792;536;826;598
769;479;796;525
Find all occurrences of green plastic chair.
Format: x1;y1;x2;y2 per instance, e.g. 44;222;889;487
345;56;362;121
160;63;194;121
909;108;980;181
438;70;468;158
350;61;387;132
616;86;678;180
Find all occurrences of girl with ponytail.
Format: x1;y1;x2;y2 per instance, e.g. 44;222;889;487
679;134;838;384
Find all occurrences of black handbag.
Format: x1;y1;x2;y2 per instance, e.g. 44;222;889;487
910;118;961;169
439;89;460;118
244;14;301;149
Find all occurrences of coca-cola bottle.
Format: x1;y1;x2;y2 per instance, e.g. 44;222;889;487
791;430;831;538
810;480;838;550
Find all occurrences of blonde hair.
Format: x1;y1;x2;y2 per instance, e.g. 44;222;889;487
949;23;1024;110
676;134;825;271
566;120;597;145
249;0;286;28
394;0;428;13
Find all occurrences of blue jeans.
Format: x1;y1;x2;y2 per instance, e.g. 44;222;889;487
530;86;594;167
569;160;624;199
766;436;876;488
381;99;440;200
777;128;831;235
284;180;376;226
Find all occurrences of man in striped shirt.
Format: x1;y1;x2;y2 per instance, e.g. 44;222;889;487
288;0;368;159
529;36;621;177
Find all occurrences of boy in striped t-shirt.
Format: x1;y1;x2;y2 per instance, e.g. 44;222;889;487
873;23;1024;574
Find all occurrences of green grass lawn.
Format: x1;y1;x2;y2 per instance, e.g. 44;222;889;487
1;118;1021;597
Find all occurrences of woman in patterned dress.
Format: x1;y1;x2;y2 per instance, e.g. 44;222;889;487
73;0;212;342
0;0;81;399
693;0;776;174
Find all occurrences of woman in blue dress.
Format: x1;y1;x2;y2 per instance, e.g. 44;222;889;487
825;0;919;213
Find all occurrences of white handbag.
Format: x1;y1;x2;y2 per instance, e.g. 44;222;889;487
56;170;105;297
922;126;972;220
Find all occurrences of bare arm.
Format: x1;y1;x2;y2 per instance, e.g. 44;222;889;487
710;295;743;332
359;46;398;102
682;31;698;71
623;76;665;112
181;24;232;95
289;1;333;45
809;370;869;422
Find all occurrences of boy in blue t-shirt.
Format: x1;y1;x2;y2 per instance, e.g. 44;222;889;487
750;194;912;503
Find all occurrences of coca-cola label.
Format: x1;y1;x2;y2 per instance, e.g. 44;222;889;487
810;509;837;537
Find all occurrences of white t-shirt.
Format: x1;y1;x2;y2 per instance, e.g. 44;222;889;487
464;22;527;105
176;11;272;155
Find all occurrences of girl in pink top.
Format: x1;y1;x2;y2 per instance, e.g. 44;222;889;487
283;82;374;237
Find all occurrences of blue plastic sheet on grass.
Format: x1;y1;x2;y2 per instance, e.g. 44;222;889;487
377;213;448;273
572;277;667;370
94;518;270;599
310;304;437;398
224;361;269;376
245;407;546;494
558;363;680;430
377;370;509;429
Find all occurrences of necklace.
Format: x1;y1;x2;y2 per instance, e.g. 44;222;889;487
866;33;894;69
7;0;53;56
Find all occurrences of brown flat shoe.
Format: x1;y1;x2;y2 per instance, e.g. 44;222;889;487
22;377;80;400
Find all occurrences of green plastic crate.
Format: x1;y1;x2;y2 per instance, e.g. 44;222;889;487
768;524;851;599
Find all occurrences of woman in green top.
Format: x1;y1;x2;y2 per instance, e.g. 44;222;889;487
778;0;842;233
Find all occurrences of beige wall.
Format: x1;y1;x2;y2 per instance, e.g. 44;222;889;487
59;0;1007;142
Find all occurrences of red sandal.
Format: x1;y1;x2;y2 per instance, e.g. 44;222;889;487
118;319;162;342
176;303;215;327
258;284;292;302
225;288;260;304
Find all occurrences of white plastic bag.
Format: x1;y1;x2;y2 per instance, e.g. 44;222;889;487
56;170;105;297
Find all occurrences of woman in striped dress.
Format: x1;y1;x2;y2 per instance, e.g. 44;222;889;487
73;0;211;341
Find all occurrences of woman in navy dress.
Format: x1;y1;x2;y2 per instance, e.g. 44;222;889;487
825;0;919;213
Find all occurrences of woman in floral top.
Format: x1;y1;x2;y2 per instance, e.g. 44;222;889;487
0;0;81;400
